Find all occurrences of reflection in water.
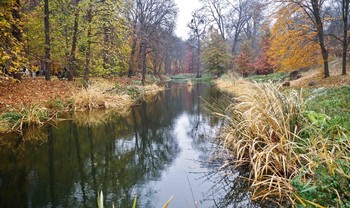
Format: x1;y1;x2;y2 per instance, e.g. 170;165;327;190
0;83;256;208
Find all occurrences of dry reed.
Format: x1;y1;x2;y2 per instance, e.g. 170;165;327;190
71;79;133;111
215;78;350;206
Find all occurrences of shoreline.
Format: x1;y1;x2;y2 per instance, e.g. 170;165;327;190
213;76;350;207
0;76;165;134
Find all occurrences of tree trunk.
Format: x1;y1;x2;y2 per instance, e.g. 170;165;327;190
164;51;171;75
342;0;349;75
196;37;201;78
103;26;109;71
84;0;93;85
140;40;147;85
68;0;80;81
311;0;329;78
44;0;51;81
11;0;22;42
128;21;137;78
128;32;137;77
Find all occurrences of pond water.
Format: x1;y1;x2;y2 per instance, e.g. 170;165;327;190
0;83;255;208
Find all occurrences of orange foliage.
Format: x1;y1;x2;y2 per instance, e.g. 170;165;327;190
268;4;322;71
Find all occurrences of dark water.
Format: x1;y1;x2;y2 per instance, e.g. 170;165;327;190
0;83;254;208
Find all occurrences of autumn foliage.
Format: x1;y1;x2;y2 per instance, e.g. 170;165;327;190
234;41;255;76
268;4;322;72
254;36;273;75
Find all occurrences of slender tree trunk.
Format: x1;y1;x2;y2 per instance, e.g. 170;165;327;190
68;0;80;81
128;39;137;77
84;0;93;84
102;0;109;72
164;51;171;74
44;0;51;81
196;37;201;78
342;0;349;75
311;0;329;78
140;40;147;85
103;26;109;71
128;24;137;77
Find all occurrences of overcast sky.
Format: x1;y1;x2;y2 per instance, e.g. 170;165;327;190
174;0;202;39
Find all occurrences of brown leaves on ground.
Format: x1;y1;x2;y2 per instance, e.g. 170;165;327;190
291;61;350;88
0;77;80;111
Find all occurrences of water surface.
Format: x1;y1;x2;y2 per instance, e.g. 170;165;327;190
0;83;254;208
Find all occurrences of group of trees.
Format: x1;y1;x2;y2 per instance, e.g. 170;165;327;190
191;0;350;77
1;0;182;82
0;0;349;82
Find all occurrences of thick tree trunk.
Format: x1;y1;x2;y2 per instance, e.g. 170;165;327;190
44;0;51;81
11;0;22;42
311;0;330;78
68;0;80;81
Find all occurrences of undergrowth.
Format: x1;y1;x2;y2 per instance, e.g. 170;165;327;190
0;106;52;134
246;72;289;83
214;78;350;207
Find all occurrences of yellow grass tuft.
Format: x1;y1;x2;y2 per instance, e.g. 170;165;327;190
220;80;305;202
71;79;133;111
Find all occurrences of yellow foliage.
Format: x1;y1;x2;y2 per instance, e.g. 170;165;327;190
0;0;27;72
268;4;322;71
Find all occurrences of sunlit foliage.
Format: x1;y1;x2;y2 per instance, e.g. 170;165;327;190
0;0;27;73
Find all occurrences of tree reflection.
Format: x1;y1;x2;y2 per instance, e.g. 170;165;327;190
0;83;257;208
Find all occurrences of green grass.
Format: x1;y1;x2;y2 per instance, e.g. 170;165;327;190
170;73;196;79
0;106;52;133
170;73;214;82
305;86;350;130
246;72;289;83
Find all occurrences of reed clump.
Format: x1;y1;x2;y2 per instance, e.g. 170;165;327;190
71;79;133;111
216;79;350;206
0;106;52;133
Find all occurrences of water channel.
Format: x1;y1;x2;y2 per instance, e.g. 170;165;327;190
0;83;256;208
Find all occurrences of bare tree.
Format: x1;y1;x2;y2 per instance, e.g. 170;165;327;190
188;10;207;77
128;0;178;84
200;0;228;39
226;0;253;54
329;0;349;75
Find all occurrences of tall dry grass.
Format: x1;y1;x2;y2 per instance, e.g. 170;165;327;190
215;79;350;206
71;79;133;111
219;81;305;203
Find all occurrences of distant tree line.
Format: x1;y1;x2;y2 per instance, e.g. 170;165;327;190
0;0;349;82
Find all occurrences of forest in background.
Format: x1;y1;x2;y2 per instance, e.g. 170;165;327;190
1;0;349;84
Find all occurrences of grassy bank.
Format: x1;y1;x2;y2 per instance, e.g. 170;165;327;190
214;77;350;207
170;73;214;82
0;78;164;134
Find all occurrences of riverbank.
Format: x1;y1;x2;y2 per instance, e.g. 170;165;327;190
214;75;350;207
0;76;164;134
